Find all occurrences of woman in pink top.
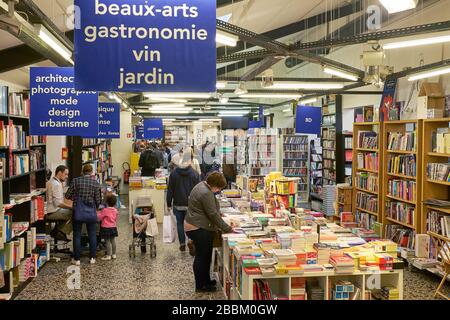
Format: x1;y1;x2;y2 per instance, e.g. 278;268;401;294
97;194;119;261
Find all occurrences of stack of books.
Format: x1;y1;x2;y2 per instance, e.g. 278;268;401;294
314;243;331;265
331;280;355;300
427;163;450;182
387;132;416;151
357;131;378;149
291;278;306;300
381;286;400;300
329;254;355;273
272;249;297;266
306;280;324;300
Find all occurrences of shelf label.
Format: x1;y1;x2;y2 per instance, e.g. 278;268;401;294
30;67;99;137
74;0;217;92
296;105;321;135
144;119;163;139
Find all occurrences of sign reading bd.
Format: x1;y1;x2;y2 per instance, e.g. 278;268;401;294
74;0;217;92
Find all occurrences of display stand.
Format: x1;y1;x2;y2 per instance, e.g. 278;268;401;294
428;231;450;300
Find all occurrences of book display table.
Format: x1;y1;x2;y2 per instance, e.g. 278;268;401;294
128;177;167;224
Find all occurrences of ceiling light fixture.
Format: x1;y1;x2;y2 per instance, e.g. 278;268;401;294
149;110;191;114
384;34;450;49
148;97;188;103
323;67;359;81
219;96;229;104
145;93;211;99
407;65;450;81
299;97;318;105
268;82;344;90
35;24;74;64
282;108;291;113
216;31;239;47
240;93;302;99
379;0;417;14
216;81;228;89
234;82;248;96
150;104;186;109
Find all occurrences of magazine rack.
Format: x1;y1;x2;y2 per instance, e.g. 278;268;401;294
428;232;450;300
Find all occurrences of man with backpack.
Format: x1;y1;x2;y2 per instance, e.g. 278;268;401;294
139;144;162;177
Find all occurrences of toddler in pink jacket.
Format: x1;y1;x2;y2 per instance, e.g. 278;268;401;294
97;194;119;261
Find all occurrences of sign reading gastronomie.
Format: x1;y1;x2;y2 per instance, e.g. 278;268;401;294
30;67;99;137
144;118;164;139
74;0;217;92
296;105;321;135
98;102;120;138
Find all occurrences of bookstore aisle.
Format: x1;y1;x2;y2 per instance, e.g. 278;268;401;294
15;200;225;300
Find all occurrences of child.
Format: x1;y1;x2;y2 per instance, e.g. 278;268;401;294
97;194;119;260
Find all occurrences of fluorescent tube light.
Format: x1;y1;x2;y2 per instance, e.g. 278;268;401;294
384;34;450;49
219;114;247;117
219;111;249;115
35;24;73;64
379;0;417;14
145;93;212;99
112;94;122;103
282;108;291;113
148;97;188;103
219;96;229;104
149;110;190;114
407;66;450;81
216;31;238;47
216;81;228;89
299;98;318;105
268;82;344;90
151;104;185;109
323;67;359;81
162;118;176;121
240;93;302;99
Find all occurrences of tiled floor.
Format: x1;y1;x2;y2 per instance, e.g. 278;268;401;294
15;204;449;300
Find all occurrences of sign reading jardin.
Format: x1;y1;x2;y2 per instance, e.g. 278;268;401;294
74;0;217;92
30;67;99;137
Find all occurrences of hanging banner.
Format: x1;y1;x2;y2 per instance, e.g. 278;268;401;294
295;105;321;135
74;0;217;92
98;102;120;138
379;77;398;122
135;125;144;140
144;119;164;139
259;106;265;127
249;120;261;129
29;67;99;137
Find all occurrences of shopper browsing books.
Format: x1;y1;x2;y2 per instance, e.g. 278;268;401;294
46;165;73;241
139;144;162;177
184;172;233;293
167;152;200;252
97;194;119;261
65;164;102;265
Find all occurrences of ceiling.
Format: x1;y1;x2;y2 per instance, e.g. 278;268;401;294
0;0;449;118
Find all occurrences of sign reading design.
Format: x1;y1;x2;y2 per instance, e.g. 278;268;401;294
30;67;99;137
74;0;216;92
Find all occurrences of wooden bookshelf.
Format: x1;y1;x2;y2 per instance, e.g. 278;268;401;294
352;122;381;229
421;118;450;235
382;120;422;234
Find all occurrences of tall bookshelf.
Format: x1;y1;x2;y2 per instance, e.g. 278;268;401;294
0;89;48;299
422;118;450;244
235;130;247;175
248;128;278;188
352;122;382;230
281;130;309;204
81;138;113;184
310;137;323;211
321;95;344;186
382;120;422;240
343;132;353;185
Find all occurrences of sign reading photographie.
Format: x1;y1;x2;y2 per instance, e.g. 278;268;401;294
30;67;99;137
74;0;217;92
295;105;321;135
144;118;163;139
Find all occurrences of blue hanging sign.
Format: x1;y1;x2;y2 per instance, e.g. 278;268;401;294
29;67;99;137
295;105;321;135
144;118;164;139
74;0;217;92
249;120;261;129
259;106;265;127
98;102;120;138
135;125;144;140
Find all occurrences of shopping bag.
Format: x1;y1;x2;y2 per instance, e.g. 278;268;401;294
146;218;159;237
163;214;177;243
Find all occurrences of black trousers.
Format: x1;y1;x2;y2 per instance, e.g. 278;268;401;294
186;228;214;289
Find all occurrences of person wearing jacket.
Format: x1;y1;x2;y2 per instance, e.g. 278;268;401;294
184;172;233;293
166;152;200;251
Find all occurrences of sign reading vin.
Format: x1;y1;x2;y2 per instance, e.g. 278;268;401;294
74;0;217;92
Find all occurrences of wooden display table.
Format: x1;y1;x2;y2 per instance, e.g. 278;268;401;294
129;187;167;224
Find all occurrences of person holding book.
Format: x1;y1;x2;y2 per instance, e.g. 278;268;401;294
97;194;119;261
46;165;73;241
184;172;233;293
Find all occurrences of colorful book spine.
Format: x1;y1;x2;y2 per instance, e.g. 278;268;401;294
388;180;416;201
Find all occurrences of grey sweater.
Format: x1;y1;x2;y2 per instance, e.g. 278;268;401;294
185;182;232;233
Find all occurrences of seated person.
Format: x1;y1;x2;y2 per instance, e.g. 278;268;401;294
46;165;73;241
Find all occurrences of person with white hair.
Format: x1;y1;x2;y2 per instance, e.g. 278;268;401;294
166;151;200;252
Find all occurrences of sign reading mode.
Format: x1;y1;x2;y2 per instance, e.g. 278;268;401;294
75;0;216;92
30;67;99;137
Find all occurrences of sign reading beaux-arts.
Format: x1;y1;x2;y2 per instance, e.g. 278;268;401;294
74;0;217;92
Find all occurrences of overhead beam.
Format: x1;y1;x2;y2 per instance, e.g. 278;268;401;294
389;59;450;79
0;44;45;73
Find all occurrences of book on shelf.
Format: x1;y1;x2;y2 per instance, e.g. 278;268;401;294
283;136;308;144
356;192;378;212
344;135;353;149
355;210;377;230
357;131;378;149
385;200;415;226
357;152;378;170
432;127;450;154
426;163;450;182
30;147;46;171
0;86;8;114
384;225;415;249
426;210;450;238
387;132;416;151
8;121;28;149
0;152;6;179
11;154;29;177
29;136;46;145
355;172;378;192
387;154;416;176
387;179;416;201
345;150;352;161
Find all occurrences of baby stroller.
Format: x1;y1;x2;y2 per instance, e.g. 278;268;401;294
129;196;157;258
